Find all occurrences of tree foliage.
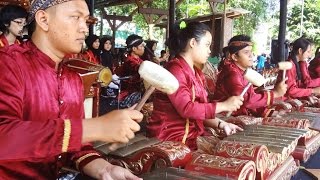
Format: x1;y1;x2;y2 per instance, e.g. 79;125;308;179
94;0;269;40
225;0;268;36
176;0;211;19
287;0;320;46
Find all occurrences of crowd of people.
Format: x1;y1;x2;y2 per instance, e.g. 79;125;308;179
2;0;320;179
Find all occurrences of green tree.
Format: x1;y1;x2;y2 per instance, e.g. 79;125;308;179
94;0;211;47
93;0;274;46
287;0;320;46
176;0;211;19
227;0;268;36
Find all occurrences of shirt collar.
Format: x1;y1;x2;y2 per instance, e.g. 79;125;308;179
25;41;58;69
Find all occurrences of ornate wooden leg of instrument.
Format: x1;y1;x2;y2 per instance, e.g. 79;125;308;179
294;132;320;163
267;156;299;180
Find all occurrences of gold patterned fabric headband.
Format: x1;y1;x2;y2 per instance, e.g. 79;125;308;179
28;0;72;23
228;41;253;54
228;41;253;47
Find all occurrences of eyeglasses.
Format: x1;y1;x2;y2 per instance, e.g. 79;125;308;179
12;20;27;27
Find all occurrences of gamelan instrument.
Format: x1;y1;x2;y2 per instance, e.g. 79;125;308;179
214;122;307;179
63;58;112;96
140;167;227;180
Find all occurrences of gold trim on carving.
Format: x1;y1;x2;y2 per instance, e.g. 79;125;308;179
62;119;71;153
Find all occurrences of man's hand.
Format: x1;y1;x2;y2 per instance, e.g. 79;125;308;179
83;158;142;180
82;109;143;143
99;163;142;180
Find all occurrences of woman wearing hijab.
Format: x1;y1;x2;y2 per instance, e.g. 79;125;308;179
100;35;115;71
83;34;101;64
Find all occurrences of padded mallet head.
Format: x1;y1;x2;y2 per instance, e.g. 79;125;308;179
278;61;293;70
278;61;292;81
138;61;179;94
244;68;267;87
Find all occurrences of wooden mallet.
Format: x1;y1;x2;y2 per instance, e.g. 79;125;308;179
135;61;179;111
278;61;293;81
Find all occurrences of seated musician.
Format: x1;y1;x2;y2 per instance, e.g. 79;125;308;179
147;22;244;150
118;34;146;107
276;37;320;99
308;47;320;79
0;4;28;48
213;35;287;117
0;0;143;179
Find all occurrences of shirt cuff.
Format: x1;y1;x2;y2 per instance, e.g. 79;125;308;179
75;153;102;173
62;118;83;152
206;102;217;119
266;90;274;106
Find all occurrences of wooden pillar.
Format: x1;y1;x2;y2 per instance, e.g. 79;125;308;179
86;0;95;36
168;0;175;37
148;24;155;39
220;0;227;51
278;0;288;62
211;17;216;56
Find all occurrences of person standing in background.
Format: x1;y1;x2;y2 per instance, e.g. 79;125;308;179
83;34;101;64
256;53;266;73
100;35;115;71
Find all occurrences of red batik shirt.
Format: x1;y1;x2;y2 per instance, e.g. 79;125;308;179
213;60;274;117
276;59;313;99
0;41;101;179
299;61;320;88
147;56;216;150
308;57;320;79
82;49;100;64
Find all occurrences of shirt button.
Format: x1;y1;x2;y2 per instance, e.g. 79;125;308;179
60;100;64;105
